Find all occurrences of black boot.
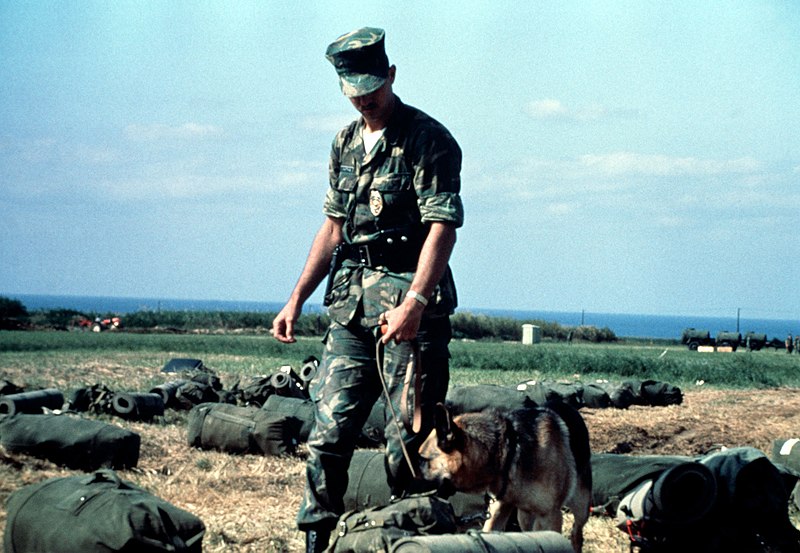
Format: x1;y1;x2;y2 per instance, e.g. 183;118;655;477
305;528;331;553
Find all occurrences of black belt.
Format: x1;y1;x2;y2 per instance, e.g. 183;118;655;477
340;240;419;272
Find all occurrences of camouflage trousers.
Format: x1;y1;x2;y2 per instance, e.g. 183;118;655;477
296;316;451;531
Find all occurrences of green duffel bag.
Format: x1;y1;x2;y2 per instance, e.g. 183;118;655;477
3;469;205;553
517;381;583;409
445;384;534;415
345;449;489;530
0;413;140;470
390;529;573;553
329;493;457;553
187;402;300;455
261;395;315;442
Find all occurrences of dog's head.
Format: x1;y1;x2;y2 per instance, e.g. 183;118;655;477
418;402;461;482
418;402;495;494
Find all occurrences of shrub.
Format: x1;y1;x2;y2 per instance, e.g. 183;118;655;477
0;296;29;329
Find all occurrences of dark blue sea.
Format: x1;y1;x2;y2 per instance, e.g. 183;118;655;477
7;293;798;341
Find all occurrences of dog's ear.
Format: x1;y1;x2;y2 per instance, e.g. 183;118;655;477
434;402;459;452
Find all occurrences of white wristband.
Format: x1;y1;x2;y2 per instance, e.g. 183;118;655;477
406;290;429;307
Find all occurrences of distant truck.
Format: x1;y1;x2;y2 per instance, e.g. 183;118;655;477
681;328;775;352
715;330;742;351
680;328;715;350
742;332;767;351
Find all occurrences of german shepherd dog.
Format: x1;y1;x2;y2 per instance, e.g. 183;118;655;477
418;400;592;552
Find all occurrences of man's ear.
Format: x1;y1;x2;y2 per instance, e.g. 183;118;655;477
434;402;458;452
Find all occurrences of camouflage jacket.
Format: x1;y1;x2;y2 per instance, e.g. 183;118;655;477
323;98;464;327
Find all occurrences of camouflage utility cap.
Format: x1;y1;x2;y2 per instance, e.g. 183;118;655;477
326;27;389;98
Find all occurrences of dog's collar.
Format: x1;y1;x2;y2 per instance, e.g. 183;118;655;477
495;417;518;501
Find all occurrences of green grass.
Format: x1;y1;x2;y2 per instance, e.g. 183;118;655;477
1;331;799;394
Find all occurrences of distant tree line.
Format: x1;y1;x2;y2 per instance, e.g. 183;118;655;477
0;295;617;343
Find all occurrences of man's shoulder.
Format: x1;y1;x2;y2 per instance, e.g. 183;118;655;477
392;99;459;149
396;100;447;132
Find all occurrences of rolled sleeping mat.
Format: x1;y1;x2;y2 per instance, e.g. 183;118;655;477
261;395;315;442
615;461;717;527
149;380;188;408
111;392;165;420
0;389;64;415
345;449;489;530
390;530;573;553
299;358;319;386
270;370;306;399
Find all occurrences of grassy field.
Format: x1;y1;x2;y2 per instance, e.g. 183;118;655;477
2;330;798;393
2;330;800;552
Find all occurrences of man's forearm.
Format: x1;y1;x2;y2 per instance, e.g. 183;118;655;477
287;217;344;307
408;222;457;300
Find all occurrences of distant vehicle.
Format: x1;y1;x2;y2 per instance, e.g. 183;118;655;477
715;330;742;351
680;328;715;351
681;328;780;352
743;332;767;351
77;316;122;332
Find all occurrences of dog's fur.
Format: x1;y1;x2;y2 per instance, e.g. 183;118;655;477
418;400;592;552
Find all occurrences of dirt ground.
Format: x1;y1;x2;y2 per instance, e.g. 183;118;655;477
2;386;800;552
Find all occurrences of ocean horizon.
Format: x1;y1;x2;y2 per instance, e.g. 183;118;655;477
6;293;798;341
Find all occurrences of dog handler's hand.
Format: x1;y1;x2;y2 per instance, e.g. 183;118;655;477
380;297;425;344
272;304;300;343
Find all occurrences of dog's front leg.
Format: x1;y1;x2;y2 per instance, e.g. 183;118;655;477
482;498;515;531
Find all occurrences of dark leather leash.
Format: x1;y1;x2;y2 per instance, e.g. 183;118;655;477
375;326;423;478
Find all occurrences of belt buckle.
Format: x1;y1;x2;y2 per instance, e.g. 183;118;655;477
357;245;372;266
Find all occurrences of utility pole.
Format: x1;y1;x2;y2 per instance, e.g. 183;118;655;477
736;307;740;333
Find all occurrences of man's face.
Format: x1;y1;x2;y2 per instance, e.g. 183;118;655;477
348;66;396;122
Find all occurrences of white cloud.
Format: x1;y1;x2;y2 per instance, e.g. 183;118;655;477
525;99;568;119
578;152;762;176
524;99;638;122
545;202;575;216
124;123;223;141
300;113;354;133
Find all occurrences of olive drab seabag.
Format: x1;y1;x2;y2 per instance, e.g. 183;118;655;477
3;469;205;553
328;493;458;553
187;402;301;455
0;413;140;470
344;449;489;530
261;395;316;442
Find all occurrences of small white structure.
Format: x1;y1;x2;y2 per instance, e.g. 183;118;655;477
522;324;542;345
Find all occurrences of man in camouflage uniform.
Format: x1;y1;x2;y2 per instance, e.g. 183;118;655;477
271;27;463;553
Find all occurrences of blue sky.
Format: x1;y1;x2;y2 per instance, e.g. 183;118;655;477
1;1;798;319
